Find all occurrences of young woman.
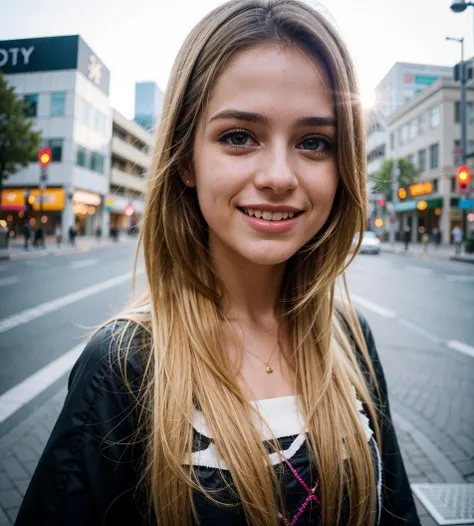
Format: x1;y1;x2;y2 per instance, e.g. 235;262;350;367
16;1;421;525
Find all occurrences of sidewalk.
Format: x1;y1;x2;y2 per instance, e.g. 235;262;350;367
0;234;138;261
380;241;474;264
0;387;471;525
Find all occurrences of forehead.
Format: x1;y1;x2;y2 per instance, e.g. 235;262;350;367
205;42;334;121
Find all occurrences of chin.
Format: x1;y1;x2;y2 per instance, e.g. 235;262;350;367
237;243;298;266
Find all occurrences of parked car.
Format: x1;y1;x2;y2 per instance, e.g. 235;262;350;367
354;231;381;255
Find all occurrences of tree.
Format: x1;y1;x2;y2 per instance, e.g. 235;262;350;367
370;158;419;202
0;72;42;213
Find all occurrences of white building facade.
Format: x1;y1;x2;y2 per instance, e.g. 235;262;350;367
388;78;474;243
107;109;153;232
0;35;111;236
375;62;452;119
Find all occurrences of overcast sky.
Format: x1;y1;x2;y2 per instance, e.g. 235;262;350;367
1;0;473;118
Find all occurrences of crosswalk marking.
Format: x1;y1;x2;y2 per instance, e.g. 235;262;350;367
0;276;18;288
0;269;143;335
446;340;474;359
446;275;474;282
406;265;433;276
0;344;83;424
70;258;96;269
350;294;396;318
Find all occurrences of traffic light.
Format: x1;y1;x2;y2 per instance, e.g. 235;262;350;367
457;165;471;194
38;147;52;168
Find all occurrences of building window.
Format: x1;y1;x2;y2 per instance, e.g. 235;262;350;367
390;133;395;150
113;126;127;141
23;94;38;117
407;154;415;167
432;179;438;193
418;149;426;171
451;177;456;193
51;92;66;116
90;152;105;174
418;112;427;134
409;120;417;140
429;106;440;128
429;143;439;169
48;138;63;162
401;125;408;144
455;102;474;124
76;145;88;167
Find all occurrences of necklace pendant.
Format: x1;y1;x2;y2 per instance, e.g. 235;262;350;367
265;364;273;374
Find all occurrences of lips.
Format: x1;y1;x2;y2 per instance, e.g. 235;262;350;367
237;205;303;222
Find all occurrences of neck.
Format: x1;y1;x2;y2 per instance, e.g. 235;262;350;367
210;240;285;325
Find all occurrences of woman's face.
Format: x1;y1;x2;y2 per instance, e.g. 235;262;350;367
187;43;339;266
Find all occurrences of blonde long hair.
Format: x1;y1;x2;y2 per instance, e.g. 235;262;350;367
113;1;381;524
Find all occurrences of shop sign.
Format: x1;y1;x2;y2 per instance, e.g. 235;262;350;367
73;190;101;206
0;188;64;211
409;182;433;197
458;198;474;209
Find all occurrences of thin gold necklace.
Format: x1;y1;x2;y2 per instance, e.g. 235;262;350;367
239;326;279;374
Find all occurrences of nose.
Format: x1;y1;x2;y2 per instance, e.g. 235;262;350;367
254;144;298;195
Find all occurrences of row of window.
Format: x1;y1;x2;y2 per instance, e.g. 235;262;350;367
76;145;106;174
77;98;108;135
454;102;474;125
24;92;66;118
390;106;440;149
404;143;439;172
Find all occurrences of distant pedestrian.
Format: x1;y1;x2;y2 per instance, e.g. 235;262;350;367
95;224;102;241
68;225;77;247
432;227;441;248
403;225;411;251
33;226;46;249
452;225;463;254
55;225;63;248
23;223;31;250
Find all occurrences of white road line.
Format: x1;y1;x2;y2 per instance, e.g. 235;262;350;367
0;276;19;288
0;269;143;335
446;274;474;282
406;265;433;276
70;258;96;269
350;294;396;318
397;319;441;344
0;344;83;424
446;340;474;359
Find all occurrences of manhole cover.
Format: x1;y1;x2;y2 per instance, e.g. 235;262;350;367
411;484;474;525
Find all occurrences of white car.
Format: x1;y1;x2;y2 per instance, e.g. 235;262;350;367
356;231;381;255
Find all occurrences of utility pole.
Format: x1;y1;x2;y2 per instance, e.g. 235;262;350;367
389;159;399;246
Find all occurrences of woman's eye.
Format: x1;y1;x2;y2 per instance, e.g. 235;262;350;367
298;136;331;152
219;130;255;147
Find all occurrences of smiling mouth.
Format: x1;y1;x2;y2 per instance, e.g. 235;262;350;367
237;207;303;221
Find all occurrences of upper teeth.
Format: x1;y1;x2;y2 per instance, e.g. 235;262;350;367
243;209;295;220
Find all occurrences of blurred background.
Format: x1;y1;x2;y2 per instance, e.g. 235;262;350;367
0;1;473;524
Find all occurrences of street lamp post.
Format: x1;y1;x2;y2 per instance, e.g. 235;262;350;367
446;36;467;163
450;1;474;53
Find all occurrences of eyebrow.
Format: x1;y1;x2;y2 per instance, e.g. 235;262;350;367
208;110;336;127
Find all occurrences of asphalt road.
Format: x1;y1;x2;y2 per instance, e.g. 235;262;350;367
0;245;473;525
0;246;473;441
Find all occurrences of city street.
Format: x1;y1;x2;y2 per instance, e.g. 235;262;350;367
0;245;473;525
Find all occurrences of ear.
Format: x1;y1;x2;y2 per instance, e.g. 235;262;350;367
178;162;196;188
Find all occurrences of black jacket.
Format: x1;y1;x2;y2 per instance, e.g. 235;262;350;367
16;316;421;526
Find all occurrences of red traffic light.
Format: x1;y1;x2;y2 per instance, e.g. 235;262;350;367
377;198;386;207
457;165;471;194
38;147;52;168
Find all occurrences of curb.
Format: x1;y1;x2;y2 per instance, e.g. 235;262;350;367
392;412;464;483
380;246;474;264
0;240;137;262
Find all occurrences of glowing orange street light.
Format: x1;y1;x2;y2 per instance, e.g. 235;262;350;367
398;188;407;199
417;200;428;211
